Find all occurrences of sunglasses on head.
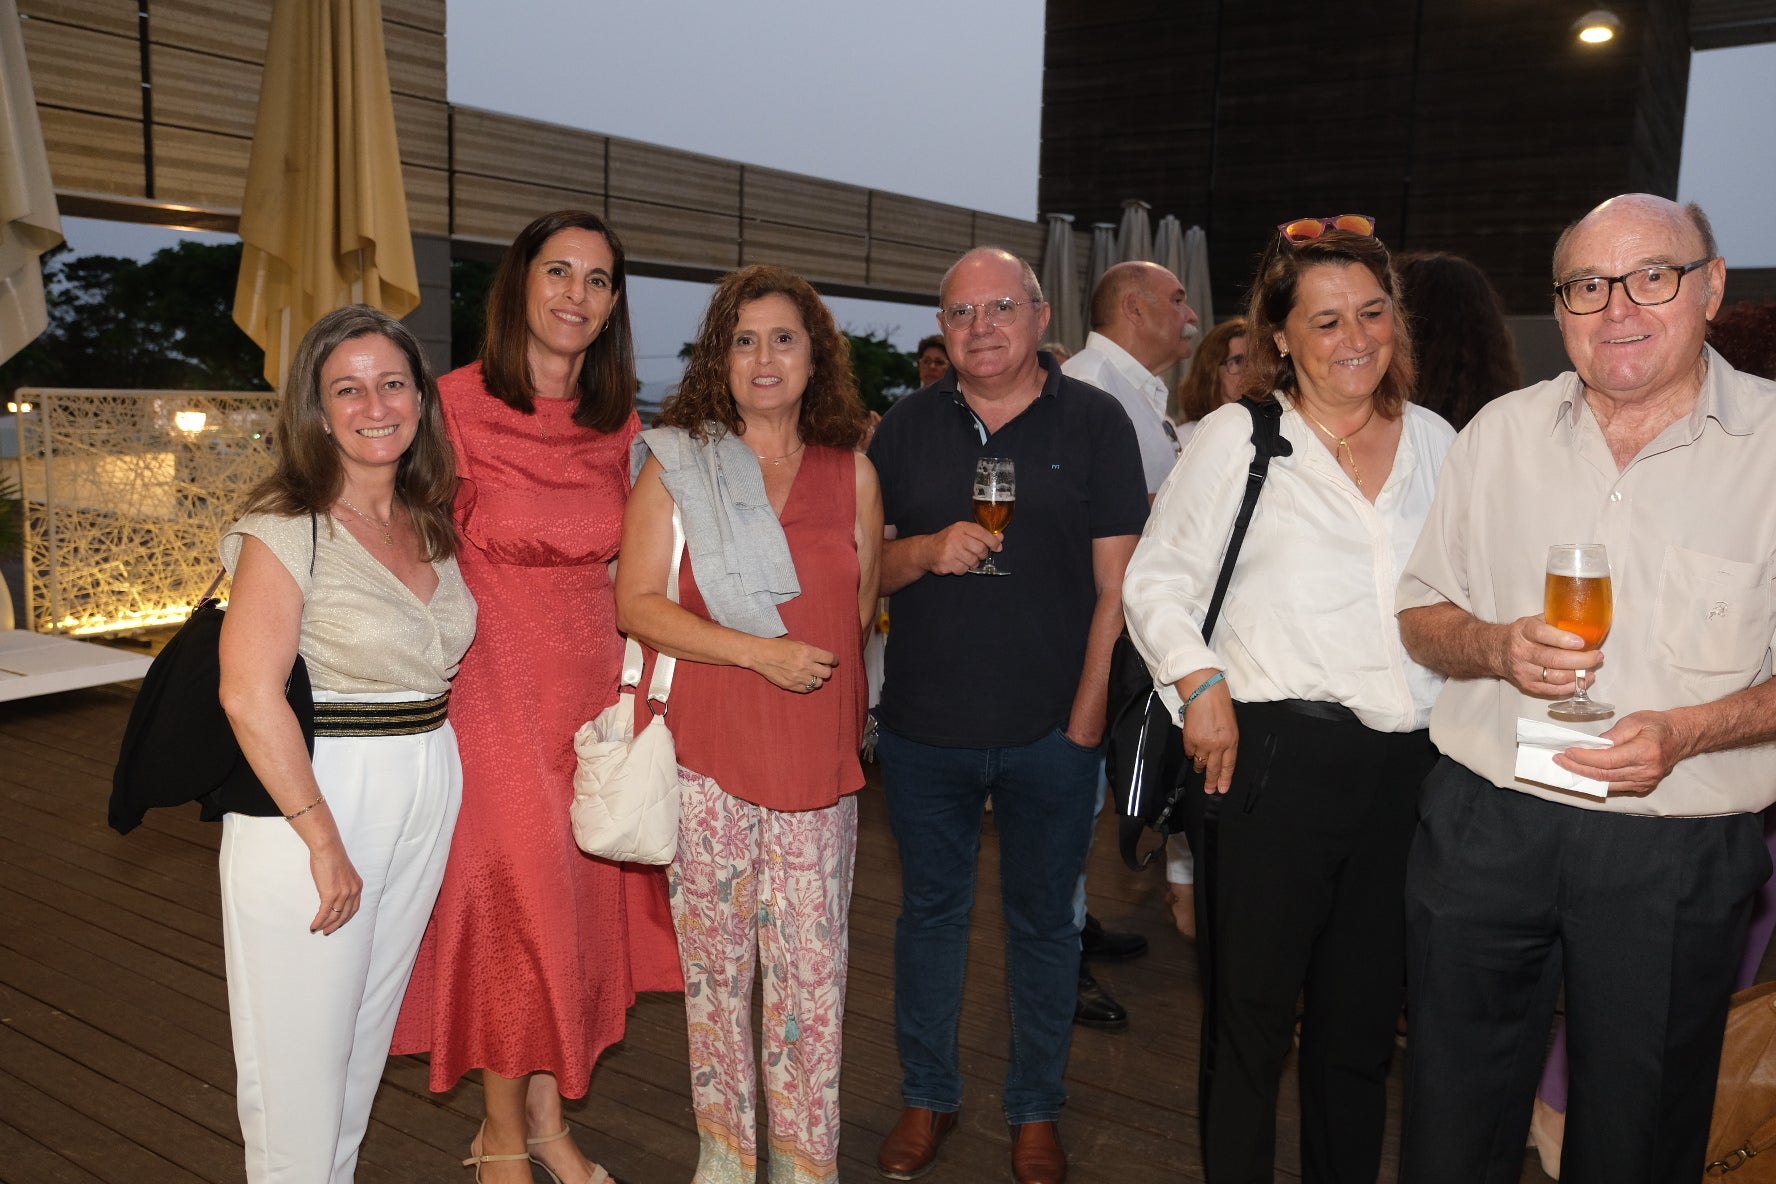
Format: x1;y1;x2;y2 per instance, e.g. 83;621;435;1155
1278;214;1377;244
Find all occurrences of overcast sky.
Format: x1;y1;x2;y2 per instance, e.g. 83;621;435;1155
55;10;1775;390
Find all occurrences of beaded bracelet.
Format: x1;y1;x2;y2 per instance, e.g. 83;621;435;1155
1177;671;1226;723
284;793;326;820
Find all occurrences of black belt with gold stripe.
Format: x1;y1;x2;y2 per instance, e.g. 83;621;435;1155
311;692;450;737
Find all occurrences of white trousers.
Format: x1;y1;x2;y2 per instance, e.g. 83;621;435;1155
220;711;462;1184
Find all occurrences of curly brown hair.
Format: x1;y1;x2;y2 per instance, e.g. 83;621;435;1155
241;306;458;560
480;209;637;433
1172;318;1247;424
660;265;868;448
1243;230;1416;418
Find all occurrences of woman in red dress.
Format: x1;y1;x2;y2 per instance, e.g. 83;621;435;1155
393;210;680;1184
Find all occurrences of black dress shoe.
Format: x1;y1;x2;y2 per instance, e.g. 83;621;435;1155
1075;966;1128;1029
1081;913;1149;962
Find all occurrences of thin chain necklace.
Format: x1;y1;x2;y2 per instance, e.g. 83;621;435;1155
336;495;394;544
1297;399;1377;489
755;441;805;467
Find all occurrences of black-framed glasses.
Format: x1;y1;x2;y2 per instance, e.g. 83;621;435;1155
1553;258;1713;315
1220;353;1248;372
939;296;1042;330
1278;214;1376;244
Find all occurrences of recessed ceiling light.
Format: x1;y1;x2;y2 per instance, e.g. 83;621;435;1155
1574;8;1622;44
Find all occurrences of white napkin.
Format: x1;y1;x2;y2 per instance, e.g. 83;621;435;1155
1515;718;1614;799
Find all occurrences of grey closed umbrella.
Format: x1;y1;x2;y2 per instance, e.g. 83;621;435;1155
1039;213;1085;354
1153;215;1194;392
1117;199;1154;263
1183;223;1215;329
1086;223;1118;320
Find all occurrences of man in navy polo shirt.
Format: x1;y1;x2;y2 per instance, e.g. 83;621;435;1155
868;247;1148;1184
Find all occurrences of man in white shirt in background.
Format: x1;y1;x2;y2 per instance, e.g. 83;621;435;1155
1065;261;1198;498
1060;261;1199;1029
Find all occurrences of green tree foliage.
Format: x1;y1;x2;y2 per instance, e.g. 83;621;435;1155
451;257;496;370
0;242;269;397
674;330;918;415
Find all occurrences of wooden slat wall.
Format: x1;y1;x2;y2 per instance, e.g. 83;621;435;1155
1691;0;1776;46
1037;0;1709;315
19;0;1043;303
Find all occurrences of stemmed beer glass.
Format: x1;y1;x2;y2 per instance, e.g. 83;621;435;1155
1544;543;1615;721
970;457;1015;576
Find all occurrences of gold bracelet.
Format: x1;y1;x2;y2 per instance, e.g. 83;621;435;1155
284;793;326;820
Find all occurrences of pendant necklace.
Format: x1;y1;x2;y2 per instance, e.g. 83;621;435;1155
337;495;394;544
755;441;805;467
1298;400;1377;489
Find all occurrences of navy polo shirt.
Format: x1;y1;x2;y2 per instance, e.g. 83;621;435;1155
868;354;1148;748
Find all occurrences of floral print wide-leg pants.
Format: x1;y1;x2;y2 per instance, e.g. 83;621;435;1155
668;768;859;1184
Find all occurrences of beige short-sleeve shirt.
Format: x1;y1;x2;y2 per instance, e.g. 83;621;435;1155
221;511;476;696
1397;348;1776;817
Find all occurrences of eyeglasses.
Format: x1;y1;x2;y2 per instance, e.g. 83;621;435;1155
1278;214;1377;244
1553;257;1712;315
1220;353;1248;372
939;296;1042;330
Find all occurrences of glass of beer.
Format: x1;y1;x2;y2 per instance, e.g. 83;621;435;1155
1544;543;1614;721
970;457;1015;576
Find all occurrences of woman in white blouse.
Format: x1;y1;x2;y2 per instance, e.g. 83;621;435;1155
218;306;476;1183
1123;219;1453;1184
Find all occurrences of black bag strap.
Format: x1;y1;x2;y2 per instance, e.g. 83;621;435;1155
1201;397;1291;643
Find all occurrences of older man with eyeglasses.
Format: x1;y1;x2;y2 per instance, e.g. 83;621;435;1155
866;247;1147;1184
1397;194;1776;1183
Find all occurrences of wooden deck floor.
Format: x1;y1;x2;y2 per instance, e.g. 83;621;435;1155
0;682;1555;1184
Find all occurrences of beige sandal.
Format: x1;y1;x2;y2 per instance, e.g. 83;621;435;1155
462;1122;532;1183
525;1129;616;1184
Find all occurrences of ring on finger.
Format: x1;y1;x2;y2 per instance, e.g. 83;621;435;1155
1541;667;1550;682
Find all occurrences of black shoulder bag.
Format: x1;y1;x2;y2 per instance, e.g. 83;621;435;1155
1107;397;1291;870
108;514;319;834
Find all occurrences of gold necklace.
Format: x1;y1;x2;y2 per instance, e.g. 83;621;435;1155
755;441;805;467
336;495;394;544
1297;400;1377;489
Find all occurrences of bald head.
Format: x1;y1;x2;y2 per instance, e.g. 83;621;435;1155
939;247;1043;307
1087;260;1197;373
1553;194;1718;287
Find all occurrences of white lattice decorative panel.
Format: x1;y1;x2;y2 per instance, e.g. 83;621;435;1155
17;390;280;635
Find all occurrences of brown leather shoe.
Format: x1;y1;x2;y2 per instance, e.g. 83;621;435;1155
878;1106;958;1180
1010;1120;1067;1184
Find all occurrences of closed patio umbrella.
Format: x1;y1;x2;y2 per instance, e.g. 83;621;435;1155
1153;215;1194;391
233;0;419;390
0;0;64;365
1085;223;1118;314
1038;213;1085;353
1116;199;1153;264
1183;223;1215;330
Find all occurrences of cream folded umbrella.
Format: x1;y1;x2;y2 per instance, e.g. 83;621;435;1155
0;0;65;365
1153;215;1194;392
233;0;419;390
1085;222;1118;318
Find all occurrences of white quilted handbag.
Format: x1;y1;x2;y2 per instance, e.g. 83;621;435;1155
571;509;684;865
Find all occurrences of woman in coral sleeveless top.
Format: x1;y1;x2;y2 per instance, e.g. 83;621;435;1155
616;265;882;1184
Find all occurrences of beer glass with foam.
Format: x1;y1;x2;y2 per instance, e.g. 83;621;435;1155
970;457;1015;576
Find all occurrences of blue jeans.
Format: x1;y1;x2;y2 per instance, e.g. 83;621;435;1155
877;724;1101;1124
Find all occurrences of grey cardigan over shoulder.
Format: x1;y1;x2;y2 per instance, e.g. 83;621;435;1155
632;424;800;637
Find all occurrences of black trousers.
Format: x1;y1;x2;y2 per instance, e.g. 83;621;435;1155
1187;701;1437;1183
1402;758;1769;1184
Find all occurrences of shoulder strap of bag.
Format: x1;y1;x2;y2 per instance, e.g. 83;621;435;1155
619;506;686;704
1200;397;1292;641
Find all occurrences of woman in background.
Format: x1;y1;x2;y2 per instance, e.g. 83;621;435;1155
617;264;880;1184
394;210;679;1184
219;306;474;1183
1170;317;1248;447
1395;251;1522;430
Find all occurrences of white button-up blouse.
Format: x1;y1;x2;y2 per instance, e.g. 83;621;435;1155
1123;394;1456;734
